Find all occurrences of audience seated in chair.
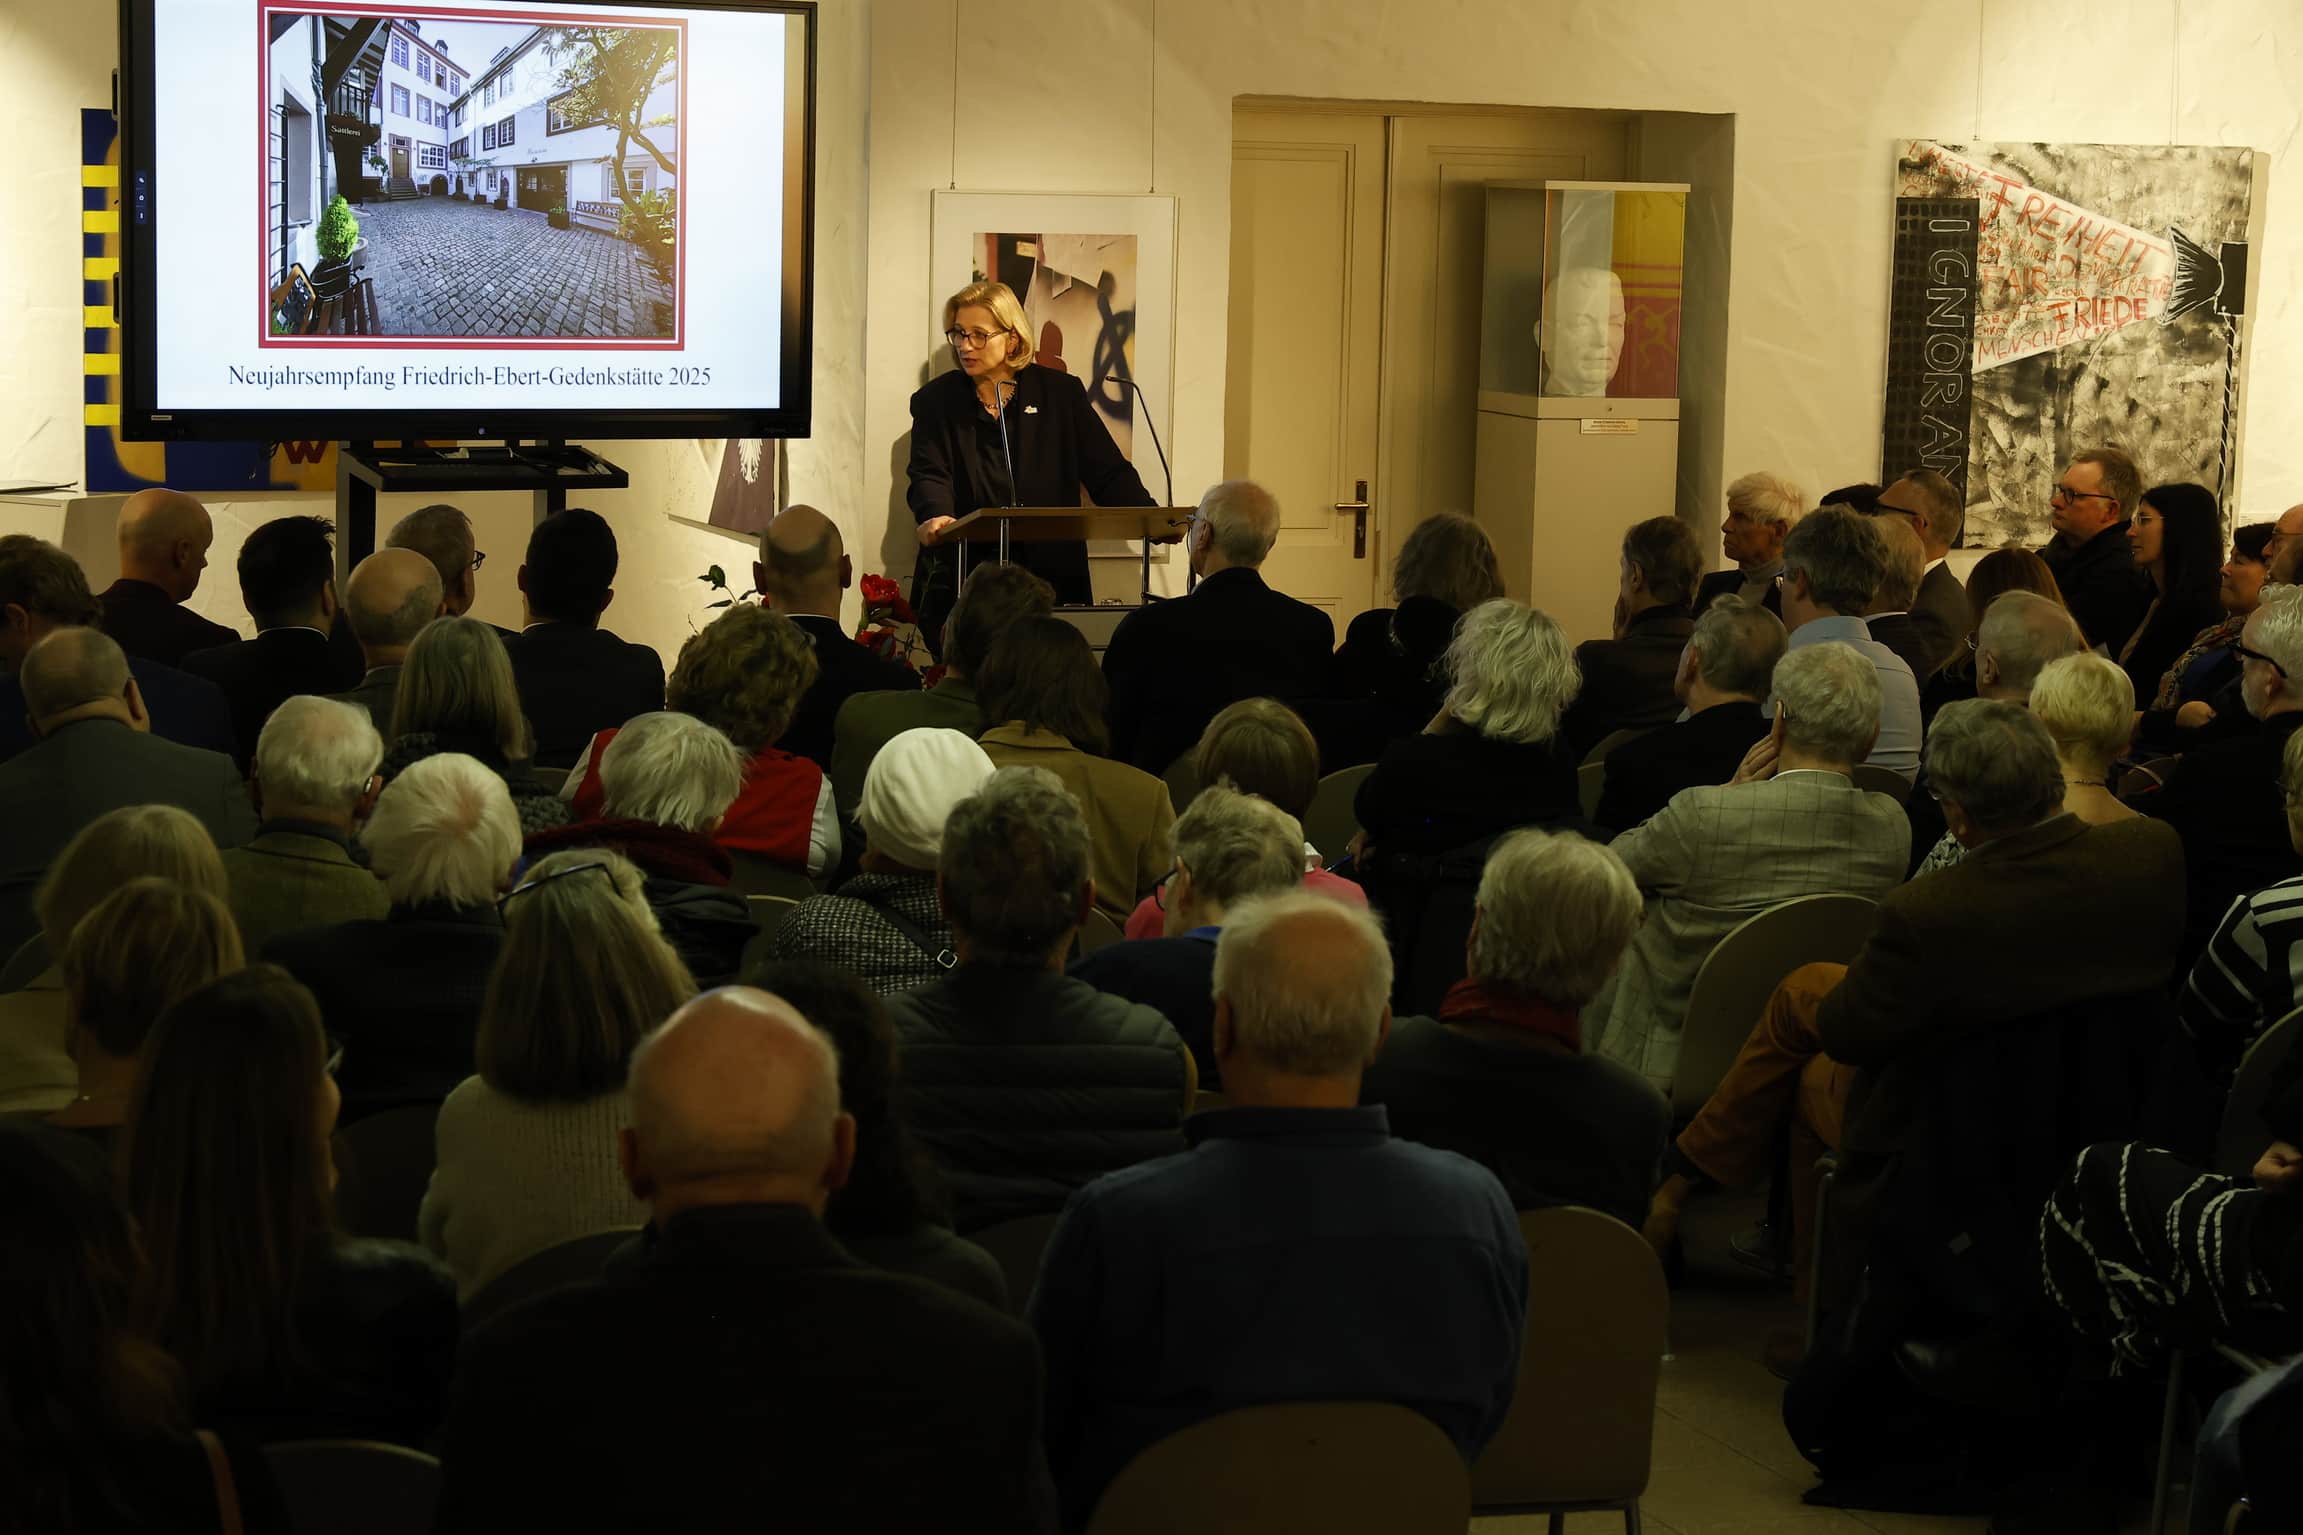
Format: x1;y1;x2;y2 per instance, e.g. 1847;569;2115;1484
1560;515;1702;756
760;726;993;995
1907;591;2087;873
498;508;665;769
888;766;1193;1233
1318;512;1504;771
1586;641;1911;1091
568;605;838;877
326;548;443;731
1595;594;1784;833
265;753;517;1122
1643;702;2183;1319
0;533;233;763
2116;482;2227;706
419;848;693;1301
1354;598;1584;858
1361;827;1668;1227
221;696;388;953
0;1125;298;1535
1029;890;1526;1531
524;711;755;985
1072;784;1305;1083
1123;697;1367;938
627;959;1008;1308
1101;479;1336;773
833;561;1052;812
381;615;571;833
0;804;229;1114
977;615;1175;924
0;627;254;958
1772;505;1921;777
126;966;457;1447
1871;469;1971;675
756;503;920;772
2040;445;2153;661
2135;519;2274;752
96;487;240;667
384;502;494;625
433;987;1050;1531
41;879;243;1159
179;515;359;766
2140;586;2303;964
1695;470;1807;618
2183;729;2303;1082
1857;514;1937;685
1922;548;2069;725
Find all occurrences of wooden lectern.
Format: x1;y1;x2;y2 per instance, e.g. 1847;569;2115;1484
948;504;1198;606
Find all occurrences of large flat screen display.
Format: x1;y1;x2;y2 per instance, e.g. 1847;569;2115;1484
119;0;813;439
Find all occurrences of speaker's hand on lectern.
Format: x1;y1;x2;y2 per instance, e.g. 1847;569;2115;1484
918;516;957;547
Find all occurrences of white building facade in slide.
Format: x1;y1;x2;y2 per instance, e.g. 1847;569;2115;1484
447;27;679;230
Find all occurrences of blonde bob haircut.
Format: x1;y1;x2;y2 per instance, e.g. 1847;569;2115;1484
943;280;1035;369
35;804;227;948
2028;653;2136;778
1443;599;1581;746
393;615;532;762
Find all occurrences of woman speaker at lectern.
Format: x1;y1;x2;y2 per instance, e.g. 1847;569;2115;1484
906;280;1155;654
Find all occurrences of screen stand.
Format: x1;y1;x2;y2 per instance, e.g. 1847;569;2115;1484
332;441;631;589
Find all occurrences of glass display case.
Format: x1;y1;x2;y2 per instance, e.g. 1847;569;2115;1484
1478;181;1687;408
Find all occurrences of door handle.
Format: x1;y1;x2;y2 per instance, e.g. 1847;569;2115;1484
1334;479;1370;559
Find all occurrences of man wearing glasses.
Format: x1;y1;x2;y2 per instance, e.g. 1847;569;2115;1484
2039;447;2152;658
1872;469;1971;675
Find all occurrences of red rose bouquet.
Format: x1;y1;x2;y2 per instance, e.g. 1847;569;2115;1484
856;572;930;674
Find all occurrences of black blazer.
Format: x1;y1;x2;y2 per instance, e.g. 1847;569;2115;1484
2041;523;2152;655
1695;567;1782;617
433;1204;1050;1532
781;612;920;772
2141;710;2303;964
905;363;1155;620
499;621;666;769
1909;560;1973;675
1594;699;1768;832
97;578;239;667
1305;597;1461;772
181;627;360;767
1101;567;1336;772
1559;606;1695;757
1355;729;1581;856
1863;613;1935;687
2120;590;2226;703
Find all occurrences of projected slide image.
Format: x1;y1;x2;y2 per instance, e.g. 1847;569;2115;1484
261;6;684;346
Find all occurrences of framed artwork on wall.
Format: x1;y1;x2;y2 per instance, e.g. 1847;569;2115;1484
929;190;1179;555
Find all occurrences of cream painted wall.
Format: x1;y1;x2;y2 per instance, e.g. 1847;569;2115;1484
7;0;2300;660
0;0;874;658
865;0;2303;590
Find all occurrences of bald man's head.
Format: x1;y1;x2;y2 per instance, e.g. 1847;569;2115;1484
1975;590;2086;702
621;987;852;1219
344;549;444;662
754;505;850;618
386;504;479;615
114;490;214;602
21;627;144;735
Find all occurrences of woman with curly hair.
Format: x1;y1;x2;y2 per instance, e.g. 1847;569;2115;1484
563;604;837;876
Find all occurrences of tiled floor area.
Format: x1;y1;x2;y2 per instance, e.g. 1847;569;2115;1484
351;197;673;340
1475;1190;2159;1535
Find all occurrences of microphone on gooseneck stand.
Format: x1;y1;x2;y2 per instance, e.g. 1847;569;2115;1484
996;379;1020;508
1105;374;1173;510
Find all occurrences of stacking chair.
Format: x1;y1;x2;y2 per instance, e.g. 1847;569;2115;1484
265;1440;441;1535
331;1103;441;1243
1302;763;1377;864
460;1227;642;1334
1849;763;1914;804
1669;893;1879;1121
1079;909;1124;954
725;850;817;902
1578;758;1610;821
1471;1207;1667;1528
1086;1402;1469;1535
2215;1005;2303;1178
969;1211;1064;1315
1163;751;1202;817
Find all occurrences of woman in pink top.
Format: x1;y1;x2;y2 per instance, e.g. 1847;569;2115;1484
1123;697;1367;940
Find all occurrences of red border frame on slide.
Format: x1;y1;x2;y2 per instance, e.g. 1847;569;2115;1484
255;0;688;349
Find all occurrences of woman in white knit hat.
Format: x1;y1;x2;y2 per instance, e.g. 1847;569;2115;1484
759;727;996;995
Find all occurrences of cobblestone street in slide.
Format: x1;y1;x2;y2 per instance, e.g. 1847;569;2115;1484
354;198;671;340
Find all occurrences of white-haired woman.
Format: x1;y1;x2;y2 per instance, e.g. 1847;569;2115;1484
903;278;1156;658
382;615;570;833
1352;599;1584;857
264;752;524;1121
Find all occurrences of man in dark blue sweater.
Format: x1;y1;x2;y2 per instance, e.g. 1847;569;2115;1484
1028;890;1526;1530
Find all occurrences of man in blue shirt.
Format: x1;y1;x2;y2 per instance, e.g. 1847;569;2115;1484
1772;504;1923;777
1029;889;1526;1530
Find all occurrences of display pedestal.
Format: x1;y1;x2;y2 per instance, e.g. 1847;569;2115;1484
332;442;628;587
